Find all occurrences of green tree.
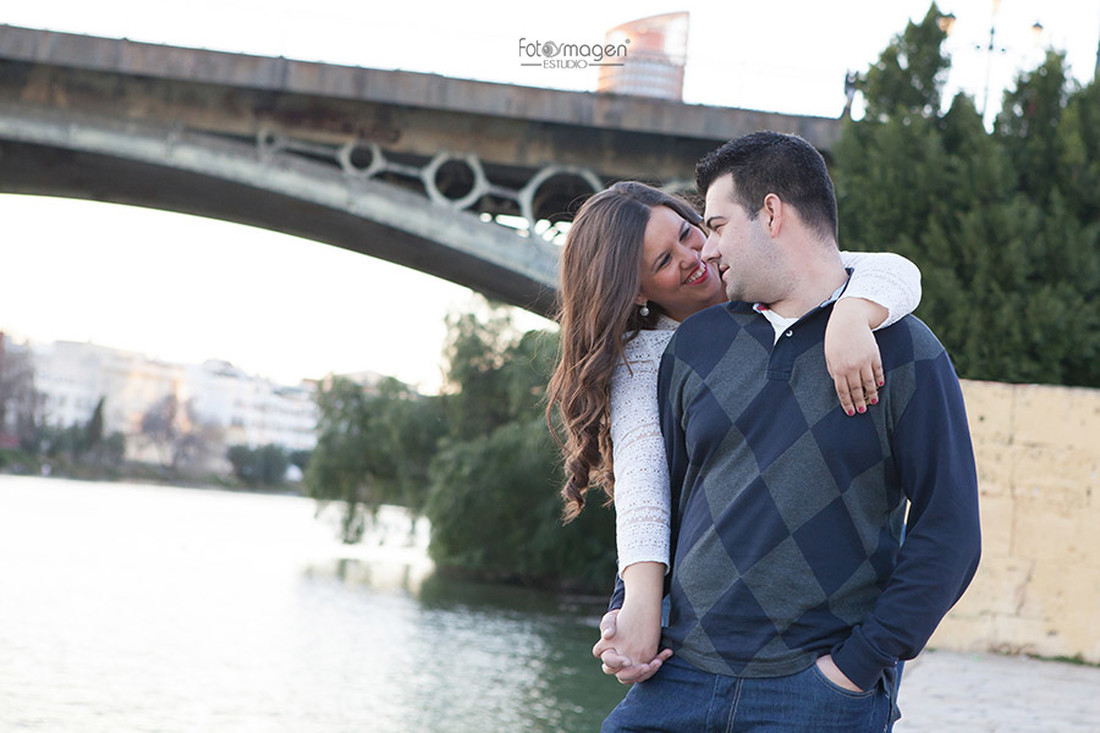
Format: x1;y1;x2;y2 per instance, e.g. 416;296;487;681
440;309;516;436
256;444;288;486
40;398;110;465
43;424;84;461
227;444;254;483
995;52;1074;205
288;449;311;474
858;3;950;121
78;397;126;472
306;377;381;542
306;300;616;588
425;416;615;589
305;375;445;542
101;431;127;469
424;301;615;589
439;305;561;433
1057;79;1100;223
834;4;1100;387
993;56;1100;385
83;397;105;461
229;443;290;488
378;383;446;514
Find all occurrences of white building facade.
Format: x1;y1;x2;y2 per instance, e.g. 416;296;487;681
31;341;318;473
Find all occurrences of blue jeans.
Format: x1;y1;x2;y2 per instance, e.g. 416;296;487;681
602;656;899;732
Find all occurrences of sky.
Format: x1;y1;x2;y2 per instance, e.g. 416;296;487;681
2;0;1097;392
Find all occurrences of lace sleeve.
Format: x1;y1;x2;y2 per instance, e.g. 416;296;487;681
609;329;675;573
838;251;922;328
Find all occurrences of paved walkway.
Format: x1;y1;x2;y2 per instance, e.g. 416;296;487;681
893;649;1100;732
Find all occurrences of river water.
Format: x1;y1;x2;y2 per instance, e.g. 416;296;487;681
0;476;625;732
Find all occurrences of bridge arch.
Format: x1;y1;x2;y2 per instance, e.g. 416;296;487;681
0;106;563;317
0;25;842;319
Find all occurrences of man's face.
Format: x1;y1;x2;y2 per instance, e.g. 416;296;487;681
701;175;779;304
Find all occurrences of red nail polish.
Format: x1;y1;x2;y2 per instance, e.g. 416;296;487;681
878;380;885;387
846;409;855;417
857;406;866;414
870;397;878;405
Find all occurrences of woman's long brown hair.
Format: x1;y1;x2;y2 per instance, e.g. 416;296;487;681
546;182;702;522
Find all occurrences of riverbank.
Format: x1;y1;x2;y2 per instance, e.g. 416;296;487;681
0;457;304;496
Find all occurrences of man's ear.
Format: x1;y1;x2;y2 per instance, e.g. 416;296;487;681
762;193;783;238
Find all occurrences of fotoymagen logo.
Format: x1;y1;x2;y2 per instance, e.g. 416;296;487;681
518;37;629;69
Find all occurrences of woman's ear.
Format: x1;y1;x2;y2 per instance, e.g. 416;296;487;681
634;291;648;307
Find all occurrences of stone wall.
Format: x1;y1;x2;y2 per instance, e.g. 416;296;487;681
929;380;1100;662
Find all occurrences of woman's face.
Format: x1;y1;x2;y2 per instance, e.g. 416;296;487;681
637;205;726;321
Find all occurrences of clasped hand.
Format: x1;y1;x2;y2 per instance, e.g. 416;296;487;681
592;608;673;685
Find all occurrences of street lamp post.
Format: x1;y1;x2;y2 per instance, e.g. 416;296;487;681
978;0;1008;116
1095;12;1100;79
939;2;1044;119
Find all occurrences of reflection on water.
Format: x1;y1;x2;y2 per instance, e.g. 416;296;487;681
309;559;622;732
0;476;625;732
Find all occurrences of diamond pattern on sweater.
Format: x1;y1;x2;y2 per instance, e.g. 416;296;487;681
737;535;829;635
675;527;742;621
759;432;841;533
734;380;809;472
715;476;790;572
661;304;914;678
792;496;870;596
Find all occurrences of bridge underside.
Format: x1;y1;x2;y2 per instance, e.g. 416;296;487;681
0;107;561;317
0;26;844;320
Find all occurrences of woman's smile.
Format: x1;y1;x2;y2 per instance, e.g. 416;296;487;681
684;261;709;285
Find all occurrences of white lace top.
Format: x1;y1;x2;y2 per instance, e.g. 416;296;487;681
609;251;921;572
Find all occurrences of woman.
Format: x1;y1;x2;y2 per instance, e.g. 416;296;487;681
545;182;921;675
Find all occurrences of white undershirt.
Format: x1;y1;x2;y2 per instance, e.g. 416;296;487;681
755;279;849;343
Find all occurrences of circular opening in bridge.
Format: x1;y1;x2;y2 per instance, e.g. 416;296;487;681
345;144;375;171
530;172;601;224
257;128;284;154
432;158;477;202
338;141;385;177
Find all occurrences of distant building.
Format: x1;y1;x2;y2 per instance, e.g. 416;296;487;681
185;360;318;454
597;12;689;101
30;340;319;474
0;332;40;450
34;340;181;437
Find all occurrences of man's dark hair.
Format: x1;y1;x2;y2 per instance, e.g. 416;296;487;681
695;131;838;241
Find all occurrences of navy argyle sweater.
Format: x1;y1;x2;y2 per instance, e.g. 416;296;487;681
655;299;980;690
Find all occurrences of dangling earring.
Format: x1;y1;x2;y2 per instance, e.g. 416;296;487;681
639;301;650;317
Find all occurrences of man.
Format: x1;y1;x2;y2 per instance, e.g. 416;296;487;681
596;131;981;731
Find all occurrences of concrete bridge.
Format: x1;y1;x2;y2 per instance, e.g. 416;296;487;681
0;25;841;317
